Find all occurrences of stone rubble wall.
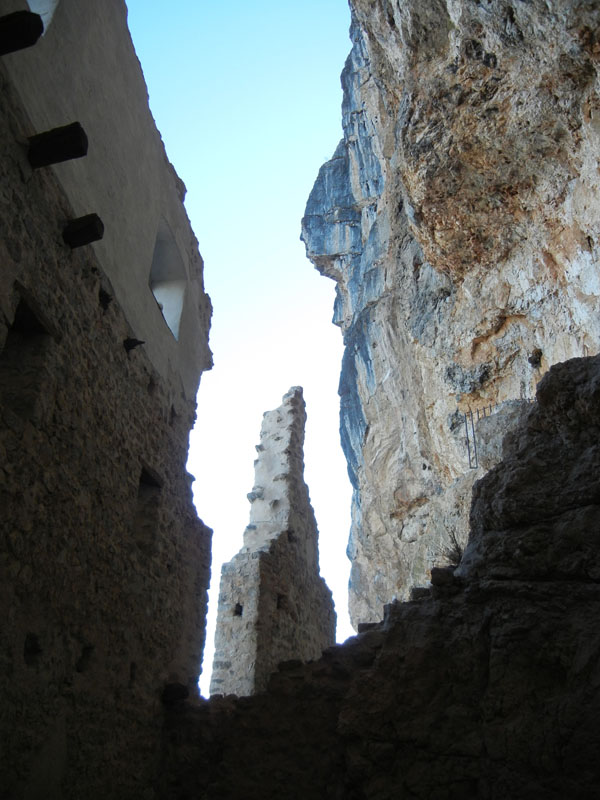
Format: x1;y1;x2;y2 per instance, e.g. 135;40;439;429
0;23;211;800
302;0;600;626
161;354;600;800
1;0;213;398
210;387;335;696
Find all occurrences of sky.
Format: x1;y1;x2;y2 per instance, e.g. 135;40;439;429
125;1;354;696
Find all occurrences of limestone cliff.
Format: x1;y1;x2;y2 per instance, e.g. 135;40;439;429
302;0;600;626
210;388;335;696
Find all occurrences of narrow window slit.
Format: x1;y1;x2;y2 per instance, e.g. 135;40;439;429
23;632;42;666
75;644;94;673
0;294;52;421
98;287;112;311
133;466;162;553
276;594;287;611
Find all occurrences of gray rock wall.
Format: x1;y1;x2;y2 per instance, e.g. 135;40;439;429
302;0;600;626
0;15;211;799
210;388;335;696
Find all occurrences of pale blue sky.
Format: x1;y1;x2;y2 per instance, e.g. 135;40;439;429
126;1;353;695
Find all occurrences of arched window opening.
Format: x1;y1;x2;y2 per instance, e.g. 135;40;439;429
27;0;59;32
149;219;186;341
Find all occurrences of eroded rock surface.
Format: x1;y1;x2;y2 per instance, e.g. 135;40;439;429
210;387;335;696
302;0;600;625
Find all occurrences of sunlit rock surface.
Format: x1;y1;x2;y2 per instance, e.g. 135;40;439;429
302;0;600;626
210;387;335;696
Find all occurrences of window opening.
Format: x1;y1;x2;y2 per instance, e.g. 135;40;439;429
276;594;288;611
98;287;112;311
23;632;42;666
133;467;162;554
149;219;187;340
0;295;51;420
26;0;59;32
75;644;94;673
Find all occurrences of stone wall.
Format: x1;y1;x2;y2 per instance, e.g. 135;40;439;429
2;0;212;398
161;354;600;800
0;12;212;798
210;387;335;696
302;0;600;626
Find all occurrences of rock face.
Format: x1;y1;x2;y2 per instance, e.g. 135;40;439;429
302;0;600;626
462;355;600;585
162;355;600;799
210;387;335;696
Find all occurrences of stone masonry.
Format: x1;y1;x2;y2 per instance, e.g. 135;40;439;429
0;5;212;797
210;387;335;696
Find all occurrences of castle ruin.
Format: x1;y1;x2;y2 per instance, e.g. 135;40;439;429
1;3;212;795
3;1;600;798
210;387;335;696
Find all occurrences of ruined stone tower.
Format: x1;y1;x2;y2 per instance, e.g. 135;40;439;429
210;387;335;696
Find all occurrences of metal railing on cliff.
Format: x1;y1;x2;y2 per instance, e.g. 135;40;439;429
463;406;494;469
463;399;535;469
